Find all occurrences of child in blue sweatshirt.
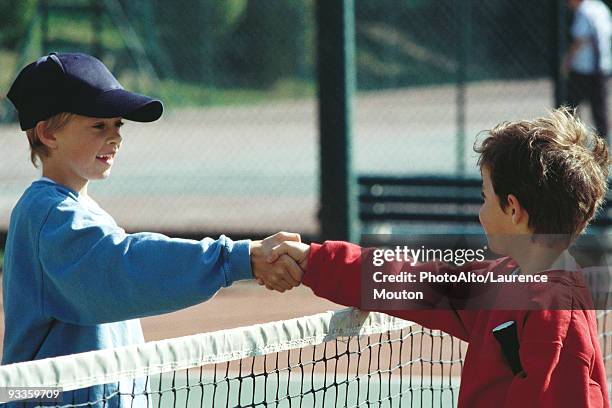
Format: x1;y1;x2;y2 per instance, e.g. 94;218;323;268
2;52;302;407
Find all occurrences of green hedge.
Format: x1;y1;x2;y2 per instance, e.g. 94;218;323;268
0;0;37;50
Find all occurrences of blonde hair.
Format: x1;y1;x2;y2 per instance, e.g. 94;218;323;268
25;112;75;167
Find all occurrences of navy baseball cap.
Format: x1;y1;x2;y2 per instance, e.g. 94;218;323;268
7;52;163;130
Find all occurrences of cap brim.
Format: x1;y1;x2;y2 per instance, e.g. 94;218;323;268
74;89;163;122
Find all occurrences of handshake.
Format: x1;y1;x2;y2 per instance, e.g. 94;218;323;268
249;232;311;292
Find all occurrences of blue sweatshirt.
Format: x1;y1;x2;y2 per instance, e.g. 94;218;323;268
2;179;252;405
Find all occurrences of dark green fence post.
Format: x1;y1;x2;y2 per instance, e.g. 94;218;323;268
201;4;215;86
554;0;568;107
91;0;103;59
456;0;471;176
41;0;49;53
316;0;358;242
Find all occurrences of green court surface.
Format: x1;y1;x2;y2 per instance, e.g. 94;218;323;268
145;372;461;407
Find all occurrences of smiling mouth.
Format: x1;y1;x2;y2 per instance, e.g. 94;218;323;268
96;153;115;165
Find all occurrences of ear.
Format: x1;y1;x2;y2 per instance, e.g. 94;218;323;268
35;121;58;150
506;194;529;227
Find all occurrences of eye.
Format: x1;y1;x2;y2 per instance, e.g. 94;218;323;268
115;120;124;129
93;123;105;130
481;191;486;201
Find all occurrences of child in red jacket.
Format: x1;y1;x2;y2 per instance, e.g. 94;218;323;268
268;108;610;408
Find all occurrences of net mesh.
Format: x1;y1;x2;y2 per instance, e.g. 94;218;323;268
137;328;463;408
0;307;610;408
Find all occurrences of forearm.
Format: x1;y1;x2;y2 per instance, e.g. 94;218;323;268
563;39;588;69
40;222;252;324
302;241;475;340
302;242;363;307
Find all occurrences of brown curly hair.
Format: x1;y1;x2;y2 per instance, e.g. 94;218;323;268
475;107;609;237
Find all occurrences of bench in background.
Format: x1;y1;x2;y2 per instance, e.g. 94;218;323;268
358;175;612;245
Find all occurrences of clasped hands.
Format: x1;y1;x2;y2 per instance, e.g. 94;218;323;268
250;232;310;292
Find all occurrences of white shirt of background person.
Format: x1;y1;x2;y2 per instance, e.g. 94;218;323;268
571;0;612;75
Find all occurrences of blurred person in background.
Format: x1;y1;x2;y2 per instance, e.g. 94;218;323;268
562;0;612;142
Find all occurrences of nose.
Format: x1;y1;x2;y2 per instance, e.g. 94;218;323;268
108;133;122;147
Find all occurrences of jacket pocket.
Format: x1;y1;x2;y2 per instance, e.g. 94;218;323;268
588;379;604;408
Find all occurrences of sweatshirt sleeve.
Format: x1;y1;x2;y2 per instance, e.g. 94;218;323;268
302;241;473;341
502;310;607;408
38;199;252;324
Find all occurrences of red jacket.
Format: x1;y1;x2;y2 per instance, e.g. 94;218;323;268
303;241;609;408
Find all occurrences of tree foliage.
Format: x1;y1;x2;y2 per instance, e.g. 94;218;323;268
0;0;37;50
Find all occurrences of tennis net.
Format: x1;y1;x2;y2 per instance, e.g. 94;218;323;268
0;308;465;407
0;307;609;407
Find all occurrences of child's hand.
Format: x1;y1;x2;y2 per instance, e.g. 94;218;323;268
250;232;303;292
267;241;310;272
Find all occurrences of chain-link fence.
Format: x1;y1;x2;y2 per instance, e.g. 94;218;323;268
0;0;609;238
